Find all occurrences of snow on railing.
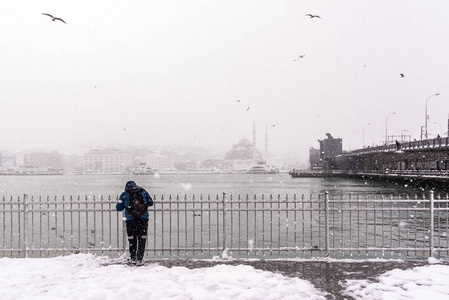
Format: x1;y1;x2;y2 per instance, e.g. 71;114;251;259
1;192;449;259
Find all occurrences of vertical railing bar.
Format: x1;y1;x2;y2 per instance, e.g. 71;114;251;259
78;196;82;254
365;195;369;255
46;196;50;256
437;194;441;253
100;195;104;254
200;194;204;256
381;195;384;256
17;196;21;257
222;192;228;259
23;194;28;258
2;197;5;257
60;195;64;253
30;196;34;256
38;196;43;256
325;192;329;257
216;194;220;256
230;194;233;257
357;194;360;255
161;195;165;257
388;196;393;255
238;194;242;255
293;194;297;257
285;194;289;257
349;193;352;257
208;195;211;256
340;194;344;256
253;195;257;256
85;196;89;253
270;194;273;256
277;194;281;256
373;196;376;256
246;194;249;256
70;196;73;254
302;194;305;257
184;195;188;256
310;194;313;256
332;194;335;254
192;194;196;256
430;191;435;257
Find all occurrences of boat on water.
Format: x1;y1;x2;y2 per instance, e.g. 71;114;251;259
132;166;156;175
246;165;279;174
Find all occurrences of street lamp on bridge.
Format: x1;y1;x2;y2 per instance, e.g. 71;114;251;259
385;112;396;145
363;123;370;148
425;93;440;140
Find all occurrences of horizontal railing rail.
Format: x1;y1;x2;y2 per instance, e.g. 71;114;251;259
1;192;449;259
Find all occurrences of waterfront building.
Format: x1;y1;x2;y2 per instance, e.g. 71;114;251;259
318;133;342;170
145;152;175;172
16;151;64;169
83;148;133;174
224;137;262;172
309;147;321;170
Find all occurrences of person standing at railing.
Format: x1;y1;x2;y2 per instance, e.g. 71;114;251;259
116;181;154;265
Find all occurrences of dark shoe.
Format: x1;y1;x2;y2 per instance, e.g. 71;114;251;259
136;260;144;266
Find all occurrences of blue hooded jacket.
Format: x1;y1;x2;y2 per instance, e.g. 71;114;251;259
116;181;154;221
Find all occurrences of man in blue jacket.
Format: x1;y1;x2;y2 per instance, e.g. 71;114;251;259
116;181;154;265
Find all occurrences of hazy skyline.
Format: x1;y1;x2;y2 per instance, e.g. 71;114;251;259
2;1;449;162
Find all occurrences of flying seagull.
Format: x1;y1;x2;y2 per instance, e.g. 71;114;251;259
305;14;320;18
400;73;405;78
294;55;305;61
42;13;66;24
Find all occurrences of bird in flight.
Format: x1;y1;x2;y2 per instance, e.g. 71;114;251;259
294;55;305;61
272;123;278;127
42;13;66;24
400;73;405;78
305;14;320;18
246;107;250;111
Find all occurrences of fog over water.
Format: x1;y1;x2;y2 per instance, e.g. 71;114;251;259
2;1;449;163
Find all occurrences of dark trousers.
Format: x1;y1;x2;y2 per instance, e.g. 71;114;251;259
126;218;148;261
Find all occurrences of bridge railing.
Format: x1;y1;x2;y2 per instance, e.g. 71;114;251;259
348;137;449;155
1;192;449;259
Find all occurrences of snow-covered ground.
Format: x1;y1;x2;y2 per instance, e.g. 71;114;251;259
343;258;449;299
1;254;449;300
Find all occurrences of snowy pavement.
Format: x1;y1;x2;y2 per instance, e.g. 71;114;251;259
1;254;449;300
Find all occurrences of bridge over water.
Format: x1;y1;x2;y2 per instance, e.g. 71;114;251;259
294;136;449;189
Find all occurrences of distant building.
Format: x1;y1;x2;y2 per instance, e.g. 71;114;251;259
83;149;133;174
318;133;342;171
145;152;175;171
309;147;321;170
224;137;263;171
16;151;63;169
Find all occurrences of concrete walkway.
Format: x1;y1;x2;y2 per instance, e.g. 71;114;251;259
147;259;444;300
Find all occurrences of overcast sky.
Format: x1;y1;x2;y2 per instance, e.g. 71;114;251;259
1;1;449;161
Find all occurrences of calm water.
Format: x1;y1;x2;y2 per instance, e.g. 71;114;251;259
0;173;428;198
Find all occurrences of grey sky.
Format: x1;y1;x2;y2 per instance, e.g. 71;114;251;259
1;1;449;162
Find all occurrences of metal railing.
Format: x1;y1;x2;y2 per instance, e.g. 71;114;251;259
1;192;449;259
348;136;449;155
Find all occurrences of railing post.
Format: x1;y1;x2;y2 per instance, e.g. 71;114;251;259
325;191;330;257
429;191;435;257
222;192;228;259
23;194;29;258
122;212;127;256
